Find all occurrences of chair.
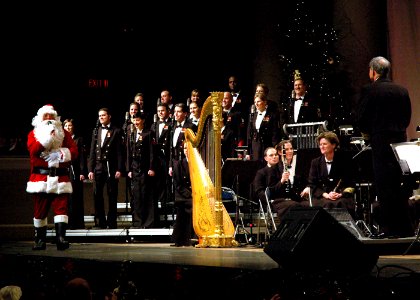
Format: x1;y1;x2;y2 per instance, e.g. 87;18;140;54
256;187;277;243
222;187;249;242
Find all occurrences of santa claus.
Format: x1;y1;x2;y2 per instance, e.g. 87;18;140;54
26;104;78;250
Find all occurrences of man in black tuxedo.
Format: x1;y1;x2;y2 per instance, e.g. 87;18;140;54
168;103;197;212
280;78;320;126
88;108;124;229
150;103;173;226
221;112;238;162
171;143;194;246
169;103;197;173
358;56;413;238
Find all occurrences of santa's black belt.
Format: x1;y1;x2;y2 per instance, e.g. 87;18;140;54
32;167;69;176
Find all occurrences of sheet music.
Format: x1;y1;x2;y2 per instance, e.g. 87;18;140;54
391;142;420;173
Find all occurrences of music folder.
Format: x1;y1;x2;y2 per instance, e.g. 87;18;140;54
390;141;420;175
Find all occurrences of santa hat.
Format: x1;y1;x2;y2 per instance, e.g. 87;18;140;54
31;104;59;127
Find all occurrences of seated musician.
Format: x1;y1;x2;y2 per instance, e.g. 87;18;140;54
301;131;356;217
253;144;309;223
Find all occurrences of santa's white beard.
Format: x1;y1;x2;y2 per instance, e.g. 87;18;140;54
34;120;65;150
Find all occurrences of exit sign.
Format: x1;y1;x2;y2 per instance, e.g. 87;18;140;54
88;79;109;88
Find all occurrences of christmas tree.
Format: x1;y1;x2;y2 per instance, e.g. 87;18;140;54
277;0;354;132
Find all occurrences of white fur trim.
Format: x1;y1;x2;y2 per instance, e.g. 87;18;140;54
26;181;73;194
46;175;59;193
32;105;58;127
34;217;48;227
38;105;57;117
54;215;68;223
60;148;71;163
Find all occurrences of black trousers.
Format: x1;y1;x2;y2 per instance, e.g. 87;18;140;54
371;132;414;236
93;170;118;228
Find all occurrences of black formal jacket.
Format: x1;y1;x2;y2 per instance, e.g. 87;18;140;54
280;93;320;125
307;151;355;199
70;135;87;180
169;119;197;166
253;163;306;202
224;105;243;135
87;124;124;175
357;78;411;139
221;126;237;162
247;107;281;161
172;158;192;202
150;118;173;168
126;128;155;174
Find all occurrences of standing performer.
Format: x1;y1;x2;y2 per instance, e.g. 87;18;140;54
358;56;413;238
150;102;173;227
87;108;124;229
26;104;78;250
171;143;194;246
63;118;87;229
246;94;281;162
126;112;156;228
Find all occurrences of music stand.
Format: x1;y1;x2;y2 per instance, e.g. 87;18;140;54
391;141;420;254
222;160;263;244
351;142;375;236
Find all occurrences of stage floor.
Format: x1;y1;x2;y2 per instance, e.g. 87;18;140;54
1;239;420;299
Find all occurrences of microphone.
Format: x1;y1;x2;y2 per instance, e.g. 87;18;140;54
250;104;255;114
125;111;130;122
153;114;158;123
291;90;296;99
186;98;190;107
96;119;100;128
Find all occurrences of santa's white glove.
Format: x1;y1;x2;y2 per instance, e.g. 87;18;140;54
41;150;62;168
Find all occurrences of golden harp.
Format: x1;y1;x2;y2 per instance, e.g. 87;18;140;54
184;92;238;247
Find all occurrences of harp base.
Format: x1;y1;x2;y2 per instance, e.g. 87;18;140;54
195;235;239;248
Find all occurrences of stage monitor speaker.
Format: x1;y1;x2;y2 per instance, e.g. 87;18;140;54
325;208;365;239
264;206;378;277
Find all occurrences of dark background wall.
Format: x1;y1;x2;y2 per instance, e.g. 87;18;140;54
3;0;415;149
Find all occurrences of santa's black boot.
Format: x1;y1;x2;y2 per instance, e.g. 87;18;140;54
55;222;70;250
32;226;47;250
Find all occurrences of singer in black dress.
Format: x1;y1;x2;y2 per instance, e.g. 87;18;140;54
126;112;156;228
63;119;87;229
246;94;281;162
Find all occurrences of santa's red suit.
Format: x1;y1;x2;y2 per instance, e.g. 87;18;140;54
26;105;78;250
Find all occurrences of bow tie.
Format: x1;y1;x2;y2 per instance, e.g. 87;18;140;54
295;97;303;101
101;126;109;130
326;160;333;164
